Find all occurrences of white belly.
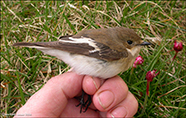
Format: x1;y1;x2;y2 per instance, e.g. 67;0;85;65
38;48;134;79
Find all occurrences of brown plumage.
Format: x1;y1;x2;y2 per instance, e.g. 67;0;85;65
13;27;143;61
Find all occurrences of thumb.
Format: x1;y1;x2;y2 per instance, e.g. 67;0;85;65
15;72;84;117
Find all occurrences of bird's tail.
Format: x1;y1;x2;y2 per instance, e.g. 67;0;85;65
13;42;37;47
12;42;55;49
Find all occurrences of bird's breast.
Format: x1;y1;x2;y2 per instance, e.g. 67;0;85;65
68;54;133;79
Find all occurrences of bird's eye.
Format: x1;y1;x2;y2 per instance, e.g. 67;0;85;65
127;40;133;45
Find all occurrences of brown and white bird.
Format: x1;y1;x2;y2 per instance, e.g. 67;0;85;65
13;27;151;112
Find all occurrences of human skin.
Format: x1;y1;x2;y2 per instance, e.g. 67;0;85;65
14;72;138;117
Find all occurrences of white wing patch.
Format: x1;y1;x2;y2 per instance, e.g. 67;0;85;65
59;36;100;53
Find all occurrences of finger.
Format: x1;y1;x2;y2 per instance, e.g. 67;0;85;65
82;76;105;110
107;91;138;117
15;72;84;117
82;76;102;95
93;76;128;112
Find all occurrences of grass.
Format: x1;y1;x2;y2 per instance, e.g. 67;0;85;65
1;1;186;117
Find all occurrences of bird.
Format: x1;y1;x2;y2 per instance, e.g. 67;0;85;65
13;27;151;113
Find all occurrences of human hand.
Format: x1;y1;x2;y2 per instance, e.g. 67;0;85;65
14;72;138;117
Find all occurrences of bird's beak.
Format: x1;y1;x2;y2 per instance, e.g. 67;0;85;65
137;41;151;46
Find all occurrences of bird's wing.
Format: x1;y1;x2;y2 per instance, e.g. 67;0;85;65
13;36;128;61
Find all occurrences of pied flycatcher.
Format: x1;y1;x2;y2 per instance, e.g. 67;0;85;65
13;27;151;113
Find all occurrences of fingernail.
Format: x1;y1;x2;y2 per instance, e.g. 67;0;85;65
110;106;127;117
110;113;115;118
91;77;98;90
97;90;114;109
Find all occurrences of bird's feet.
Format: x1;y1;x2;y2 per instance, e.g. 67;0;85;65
76;90;92;113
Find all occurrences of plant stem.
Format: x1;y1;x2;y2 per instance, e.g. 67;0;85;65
173;52;178;61
129;67;134;83
142;82;150;114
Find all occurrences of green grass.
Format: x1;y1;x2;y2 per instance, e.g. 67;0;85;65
1;1;186;117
